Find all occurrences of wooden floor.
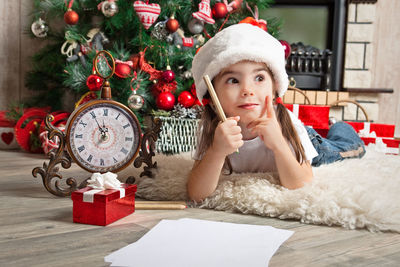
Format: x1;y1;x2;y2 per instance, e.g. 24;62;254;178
1;150;400;267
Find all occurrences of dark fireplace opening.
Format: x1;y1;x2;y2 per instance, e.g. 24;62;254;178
262;0;347;91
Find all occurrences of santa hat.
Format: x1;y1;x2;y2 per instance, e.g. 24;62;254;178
192;23;288;102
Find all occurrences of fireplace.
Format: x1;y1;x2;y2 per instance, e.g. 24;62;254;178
262;0;347;91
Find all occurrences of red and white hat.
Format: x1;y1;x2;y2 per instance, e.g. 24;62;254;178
192;23;288;102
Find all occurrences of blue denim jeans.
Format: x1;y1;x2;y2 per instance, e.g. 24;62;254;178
306;122;366;167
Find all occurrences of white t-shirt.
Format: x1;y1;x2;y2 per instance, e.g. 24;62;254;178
193;109;318;173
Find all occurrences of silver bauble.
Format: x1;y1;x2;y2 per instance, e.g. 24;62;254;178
182;70;193;79
128;93;144;110
31;18;48;38
151;21;168;40
101;1;118;17
188;18;204;34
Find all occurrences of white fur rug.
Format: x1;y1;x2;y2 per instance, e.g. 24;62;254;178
122;147;400;232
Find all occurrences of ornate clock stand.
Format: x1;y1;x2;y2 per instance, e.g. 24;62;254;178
32;115;162;197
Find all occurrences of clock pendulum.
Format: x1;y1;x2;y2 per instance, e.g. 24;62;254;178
32;51;162;197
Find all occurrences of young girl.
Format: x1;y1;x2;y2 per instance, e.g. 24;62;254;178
188;23;365;202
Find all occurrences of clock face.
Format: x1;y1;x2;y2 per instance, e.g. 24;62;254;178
66;100;141;173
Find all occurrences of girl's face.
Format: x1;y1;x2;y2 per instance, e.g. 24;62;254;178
213;61;275;125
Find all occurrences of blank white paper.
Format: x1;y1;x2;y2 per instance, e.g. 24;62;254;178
105;218;293;267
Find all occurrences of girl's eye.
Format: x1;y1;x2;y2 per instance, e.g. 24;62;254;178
255;75;264;82
226;77;239;84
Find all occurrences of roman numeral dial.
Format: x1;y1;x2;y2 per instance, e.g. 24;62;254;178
66;100;141;173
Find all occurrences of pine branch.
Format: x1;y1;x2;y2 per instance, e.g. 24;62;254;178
25;0;282;118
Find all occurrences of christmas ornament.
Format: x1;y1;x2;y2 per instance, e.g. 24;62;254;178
156;92;175;111
187;18;204;34
151;21;168;40
168;28;205;50
39;112;69;155
245;3;267;31
64;9;79;25
178;91;195;108
128;93;144;110
182;70;192;79
128;74;144;110
192;0;215;24
239;17;265;30
133;1;161;30
83;28;109;53
115;60;133;78
190;83;209;106
64;1;79;25
212;3;228;19
162;66;175;83
31;18;48;38
61;29;108;67
224;0;243;12
75;91;98;108
14;109;48;153
280;40;291;59
129;50;163;81
190;83;197;97
171;104;201;119
100;0;119;17
166;16;179;33
86;74;104;91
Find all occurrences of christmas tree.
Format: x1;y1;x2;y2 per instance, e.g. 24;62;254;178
27;0;280;125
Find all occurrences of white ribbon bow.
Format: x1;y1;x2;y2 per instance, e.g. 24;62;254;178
87;172;122;190
83;172;124;203
358;122;377;138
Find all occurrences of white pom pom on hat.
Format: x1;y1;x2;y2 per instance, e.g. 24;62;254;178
191;23;288;102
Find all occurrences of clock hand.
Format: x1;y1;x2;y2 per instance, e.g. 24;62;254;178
94;117;104;134
102;119;108;133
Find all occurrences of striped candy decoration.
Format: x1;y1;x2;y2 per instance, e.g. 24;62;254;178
133;1;161;30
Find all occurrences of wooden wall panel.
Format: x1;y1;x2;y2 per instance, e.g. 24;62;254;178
0;1;21;110
371;0;400;136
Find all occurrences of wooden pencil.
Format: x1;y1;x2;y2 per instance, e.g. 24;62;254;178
135;201;187;210
203;75;227;122
203;75;239;153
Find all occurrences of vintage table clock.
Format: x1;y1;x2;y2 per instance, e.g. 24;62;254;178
33;51;161;197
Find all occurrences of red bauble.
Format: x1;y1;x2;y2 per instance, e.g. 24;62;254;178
212;3;228;19
156;92;175;111
178;91;195;108
166;18;179;33
230;0;242;10
162;69;175;83
279;40;292;59
115;63;132;78
64;9;79;25
86;74;103;91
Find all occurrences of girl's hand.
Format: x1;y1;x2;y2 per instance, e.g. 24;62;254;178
212;116;243;156
247;96;286;151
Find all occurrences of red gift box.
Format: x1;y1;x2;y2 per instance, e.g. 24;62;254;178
285;104;330;137
345;122;399;154
71;184;137;226
361;137;400;155
0;111;19;149
345;122;395;138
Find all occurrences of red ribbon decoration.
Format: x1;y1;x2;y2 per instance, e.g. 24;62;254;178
65;0;74;9
275;97;284;105
245;3;267;27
